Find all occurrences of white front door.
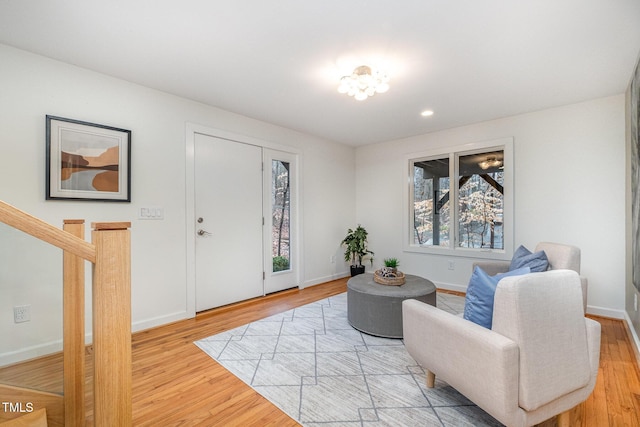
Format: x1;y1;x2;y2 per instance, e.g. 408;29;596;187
194;133;264;311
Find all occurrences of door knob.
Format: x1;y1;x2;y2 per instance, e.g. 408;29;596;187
197;229;212;236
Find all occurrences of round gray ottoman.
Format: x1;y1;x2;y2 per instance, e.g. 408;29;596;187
347;273;436;338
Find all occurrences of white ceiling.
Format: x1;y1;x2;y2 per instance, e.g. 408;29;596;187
1;1;640;146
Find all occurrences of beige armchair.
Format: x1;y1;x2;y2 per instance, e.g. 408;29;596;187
403;270;601;427
474;242;588;312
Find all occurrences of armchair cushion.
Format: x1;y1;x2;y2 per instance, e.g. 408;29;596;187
535;242;580;272
464;266;531;328
509;245;549;272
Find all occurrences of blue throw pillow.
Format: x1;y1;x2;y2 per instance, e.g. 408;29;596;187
463;266;531;329
509;245;549;272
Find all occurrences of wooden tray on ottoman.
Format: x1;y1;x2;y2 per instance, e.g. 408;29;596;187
373;270;406;286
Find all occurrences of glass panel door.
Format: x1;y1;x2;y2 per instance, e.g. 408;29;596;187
264;149;298;294
271;159;291;272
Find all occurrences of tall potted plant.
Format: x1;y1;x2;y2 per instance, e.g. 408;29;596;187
341;225;374;276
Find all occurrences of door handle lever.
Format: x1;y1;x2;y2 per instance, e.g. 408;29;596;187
197;229;212;236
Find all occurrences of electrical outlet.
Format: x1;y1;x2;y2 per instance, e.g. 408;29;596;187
448;260;455;270
14;305;31;323
330;255;336;263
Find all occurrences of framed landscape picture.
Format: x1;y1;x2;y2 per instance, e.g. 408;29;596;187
46;115;131;202
631;62;640;292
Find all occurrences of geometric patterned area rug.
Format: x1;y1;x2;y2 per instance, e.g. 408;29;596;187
195;292;503;426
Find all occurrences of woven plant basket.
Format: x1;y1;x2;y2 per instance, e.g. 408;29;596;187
373;269;406;286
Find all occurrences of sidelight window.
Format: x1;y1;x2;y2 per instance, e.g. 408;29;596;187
271;160;291;272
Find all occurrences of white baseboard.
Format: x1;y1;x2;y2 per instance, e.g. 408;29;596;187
0;311;190;368
432;280;468;294
0;339;62;368
586;305;626;319
302;272;349;289
132;310;190;333
623;312;640;368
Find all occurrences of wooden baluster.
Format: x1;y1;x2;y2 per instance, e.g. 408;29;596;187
92;222;132;426
63;220;86;427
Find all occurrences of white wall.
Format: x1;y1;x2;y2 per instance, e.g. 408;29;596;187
356;95;626;317
1;41;629;365
0;44;355;365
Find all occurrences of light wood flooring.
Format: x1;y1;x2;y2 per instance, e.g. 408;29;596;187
1;277;639;426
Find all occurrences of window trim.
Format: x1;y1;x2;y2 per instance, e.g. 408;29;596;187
403;137;514;260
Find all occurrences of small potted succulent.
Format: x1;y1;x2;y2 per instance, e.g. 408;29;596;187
341;225;374;276
374;257;405;285
382;257;400;276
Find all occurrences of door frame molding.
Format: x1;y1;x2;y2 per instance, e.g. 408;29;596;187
185;123;304;317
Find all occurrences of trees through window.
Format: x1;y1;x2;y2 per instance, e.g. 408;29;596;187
272;160;290;272
408;140;512;256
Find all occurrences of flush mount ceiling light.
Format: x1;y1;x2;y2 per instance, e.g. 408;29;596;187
337;65;390;101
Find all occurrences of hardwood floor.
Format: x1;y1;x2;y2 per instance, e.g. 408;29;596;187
1;277;639;426
127;278;350;426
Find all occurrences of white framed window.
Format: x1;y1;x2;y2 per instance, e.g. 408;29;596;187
403;137;514;259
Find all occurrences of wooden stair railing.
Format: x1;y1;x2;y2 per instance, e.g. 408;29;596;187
63;219;86;427
0;200;132;426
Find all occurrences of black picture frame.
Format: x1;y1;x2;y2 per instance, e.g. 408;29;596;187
46;115;131;202
630;62;640;292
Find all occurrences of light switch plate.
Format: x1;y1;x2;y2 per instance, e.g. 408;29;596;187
139;207;164;220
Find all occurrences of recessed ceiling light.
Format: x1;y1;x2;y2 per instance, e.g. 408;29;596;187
421;110;434;117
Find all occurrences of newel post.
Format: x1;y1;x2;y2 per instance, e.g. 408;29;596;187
91;222;132;426
62;219;86;427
